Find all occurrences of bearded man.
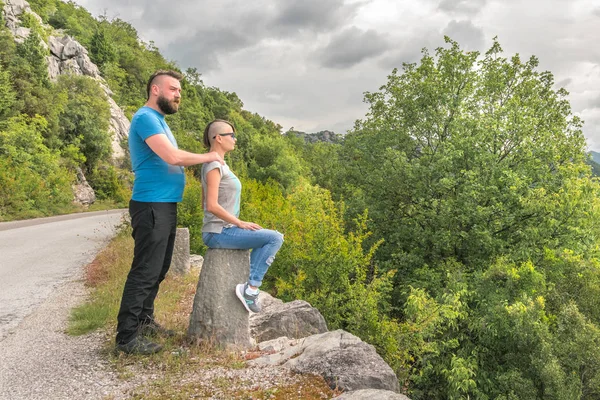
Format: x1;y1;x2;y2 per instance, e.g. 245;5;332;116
116;70;222;354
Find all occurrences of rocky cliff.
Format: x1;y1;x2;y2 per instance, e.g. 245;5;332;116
2;0;131;204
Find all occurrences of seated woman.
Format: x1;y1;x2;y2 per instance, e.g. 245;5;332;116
200;119;284;313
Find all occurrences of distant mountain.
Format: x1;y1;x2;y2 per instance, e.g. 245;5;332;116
286;130;343;144
588;151;600;176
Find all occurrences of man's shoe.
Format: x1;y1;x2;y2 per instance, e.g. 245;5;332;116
235;283;261;313
116;336;163;355
138;319;176;338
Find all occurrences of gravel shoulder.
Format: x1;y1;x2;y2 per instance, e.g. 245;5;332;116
0;272;322;400
0;275;137;400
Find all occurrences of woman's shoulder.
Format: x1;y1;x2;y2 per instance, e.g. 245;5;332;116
202;161;225;176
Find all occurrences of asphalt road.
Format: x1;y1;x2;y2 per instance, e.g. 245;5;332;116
0;209;126;342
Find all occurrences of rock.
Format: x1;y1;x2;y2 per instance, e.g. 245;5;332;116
3;1;130;166
3;0;32;34
170;228;190;275
76;53;100;77
256;291;283;312
13;26;30;43
4;0;29;16
60;58;82;75
98;81;114;97
62;39;81;59
250;330;400;393
190;254;204;270
250;295;328;342
257;336;290;353
188;249;252;349
106;97;130;161
72;168;96;206
335;389;411;400
46;55;60;80
48;36;64;58
3;14;19;32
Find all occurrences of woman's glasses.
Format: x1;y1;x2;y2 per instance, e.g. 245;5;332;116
213;132;235;140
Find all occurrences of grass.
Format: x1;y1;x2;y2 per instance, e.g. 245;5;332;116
0;199;128;223
85;199;129;212
68;226;340;399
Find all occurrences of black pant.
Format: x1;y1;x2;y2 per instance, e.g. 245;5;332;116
116;200;177;344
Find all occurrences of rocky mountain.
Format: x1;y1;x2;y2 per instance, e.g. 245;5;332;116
287;129;343;144
3;0;129;161
2;0;131;204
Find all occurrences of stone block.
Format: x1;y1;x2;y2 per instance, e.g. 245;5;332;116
188;249;252;349
170;227;190;275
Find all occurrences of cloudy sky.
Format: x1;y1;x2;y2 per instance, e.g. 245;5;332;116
72;0;600;150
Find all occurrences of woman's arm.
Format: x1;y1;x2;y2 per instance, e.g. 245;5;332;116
205;169;261;230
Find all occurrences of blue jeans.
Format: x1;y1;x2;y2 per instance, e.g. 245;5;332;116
202;227;284;287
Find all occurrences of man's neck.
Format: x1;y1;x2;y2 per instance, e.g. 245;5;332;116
144;101;165;116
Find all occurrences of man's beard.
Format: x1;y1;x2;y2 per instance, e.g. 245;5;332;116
157;95;179;115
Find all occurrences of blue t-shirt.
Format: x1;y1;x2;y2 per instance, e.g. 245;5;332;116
129;106;185;202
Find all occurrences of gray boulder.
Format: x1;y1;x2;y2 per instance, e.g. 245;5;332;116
3;0;29;16
2;0;30;33
76;53;100;76
48;35;64;58
72;167;95;206
170;228;190;275
250;329;400;393
335;389;411;400
12;26;29;42
190;254;204;270
250;292;328;342
46;55;60;80
106;96;130;160
188;249;253;349
62;38;81;59
60;58;82;75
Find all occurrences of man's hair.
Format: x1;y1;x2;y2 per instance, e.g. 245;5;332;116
203;119;236;148
146;70;184;100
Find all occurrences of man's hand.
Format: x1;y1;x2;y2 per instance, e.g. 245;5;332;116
203;151;224;165
237;221;262;230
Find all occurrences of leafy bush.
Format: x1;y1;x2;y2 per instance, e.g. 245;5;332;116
178;171;205;254
55;74;111;172
0;115;73;220
87;162;131;204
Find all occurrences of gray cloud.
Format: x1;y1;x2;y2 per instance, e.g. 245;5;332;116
438;0;487;15
314;27;390;69
556;77;573;88
272;0;362;34
73;0;600;149
165;29;254;72
442;20;485;51
588;95;600;109
378;29;446;70
125;1;364;73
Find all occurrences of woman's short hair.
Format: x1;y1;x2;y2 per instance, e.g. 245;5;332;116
203;119;236;148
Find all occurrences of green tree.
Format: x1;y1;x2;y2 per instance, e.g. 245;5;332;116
247;134;305;192
0;64;15;120
335;37;600;398
89;24;117;67
15;30;49;86
0;114;72;219
56;74;111;172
